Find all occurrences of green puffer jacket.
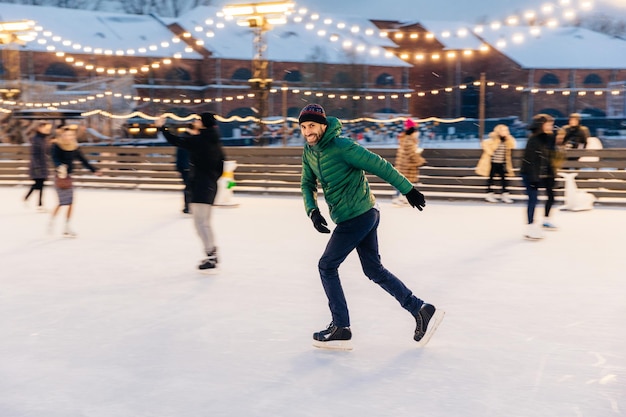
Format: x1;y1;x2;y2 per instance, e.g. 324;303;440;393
301;116;413;224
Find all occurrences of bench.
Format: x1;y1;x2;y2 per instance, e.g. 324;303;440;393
1;144;625;205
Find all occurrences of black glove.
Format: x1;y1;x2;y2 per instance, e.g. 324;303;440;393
309;209;330;233
404;187;426;211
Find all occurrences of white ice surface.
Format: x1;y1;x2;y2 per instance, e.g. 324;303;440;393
1;186;625;417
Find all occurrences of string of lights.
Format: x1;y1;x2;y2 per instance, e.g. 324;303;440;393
27;0;597;74
1;79;623;109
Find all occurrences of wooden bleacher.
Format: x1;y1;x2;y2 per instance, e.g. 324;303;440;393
1;144;625;205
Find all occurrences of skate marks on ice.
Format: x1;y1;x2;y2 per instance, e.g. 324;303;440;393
312;339;354;351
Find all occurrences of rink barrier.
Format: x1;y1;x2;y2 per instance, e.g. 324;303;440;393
1;145;625;205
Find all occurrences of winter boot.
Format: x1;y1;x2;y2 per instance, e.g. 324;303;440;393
198;247;218;272
312;322;353;351
485;192;499;203
413;303;445;347
501;192;514;204
524;223;544;240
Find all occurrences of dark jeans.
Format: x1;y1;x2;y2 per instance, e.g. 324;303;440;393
487;162;507;193
318;207;423;327
522;175;555;224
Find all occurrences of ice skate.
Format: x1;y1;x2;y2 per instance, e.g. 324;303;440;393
500;192;514;204
413;303;445;347
63;223;77;238
198;247;218;274
524;223;544;240
312;323;353;351
542;217;559;231
485;192;499;203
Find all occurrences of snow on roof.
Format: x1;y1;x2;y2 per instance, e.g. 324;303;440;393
174;6;410;67
410;20;486;51
477;26;626;69
0;3;203;59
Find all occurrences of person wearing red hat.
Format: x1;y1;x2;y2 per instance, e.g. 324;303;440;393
299;104;444;350
392;118;426;206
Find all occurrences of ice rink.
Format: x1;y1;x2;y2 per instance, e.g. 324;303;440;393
1;185;624;417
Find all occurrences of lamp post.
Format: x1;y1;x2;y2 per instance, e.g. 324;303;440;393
222;1;294;141
0;20;35;101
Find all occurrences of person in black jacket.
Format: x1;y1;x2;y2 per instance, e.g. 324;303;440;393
558;113;590;149
156;113;225;271
24;121;52;211
520;114;558;240
49;125;101;237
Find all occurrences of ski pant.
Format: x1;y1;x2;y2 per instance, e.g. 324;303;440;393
190;203;215;255
487;162;507;193
522;175;555;224
25;178;45;206
317;207;423;328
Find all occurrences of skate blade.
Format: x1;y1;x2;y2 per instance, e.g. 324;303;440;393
312;339;353;351
524;235;544;241
62;234;77;239
198;267;218;275
415;309;445;348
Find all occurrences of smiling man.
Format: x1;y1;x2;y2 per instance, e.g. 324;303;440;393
299;103;444;350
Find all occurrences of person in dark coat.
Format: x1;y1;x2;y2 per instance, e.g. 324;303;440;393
24;121;52;210
558;113;590;149
520;113;558;240
156;113;225;272
48;125;101;237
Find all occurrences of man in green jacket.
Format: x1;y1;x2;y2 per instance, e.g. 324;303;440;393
299;104;444;350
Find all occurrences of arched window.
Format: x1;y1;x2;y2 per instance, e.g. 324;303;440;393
583;73;603;85
375;73;395;86
287;107;301;118
374;107;397;114
538;108;564;118
283;70;302;82
539;73;560;86
227;107;256;118
333;72;351;86
581;107;605;117
461;76;479;118
165;67;191;82
231;68;252;81
44;62;77;78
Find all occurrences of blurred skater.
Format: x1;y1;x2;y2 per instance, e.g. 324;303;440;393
392;118;426;206
475;124;517;203
49;125;101;237
299;103;444;350
24;121;52;211
156;113;225;272
558;113;590;150
520;114;559;240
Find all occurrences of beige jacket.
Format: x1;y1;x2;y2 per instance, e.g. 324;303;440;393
395;131;425;183
475;132;516;177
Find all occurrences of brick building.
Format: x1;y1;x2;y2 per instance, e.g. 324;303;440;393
1;3;625;139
